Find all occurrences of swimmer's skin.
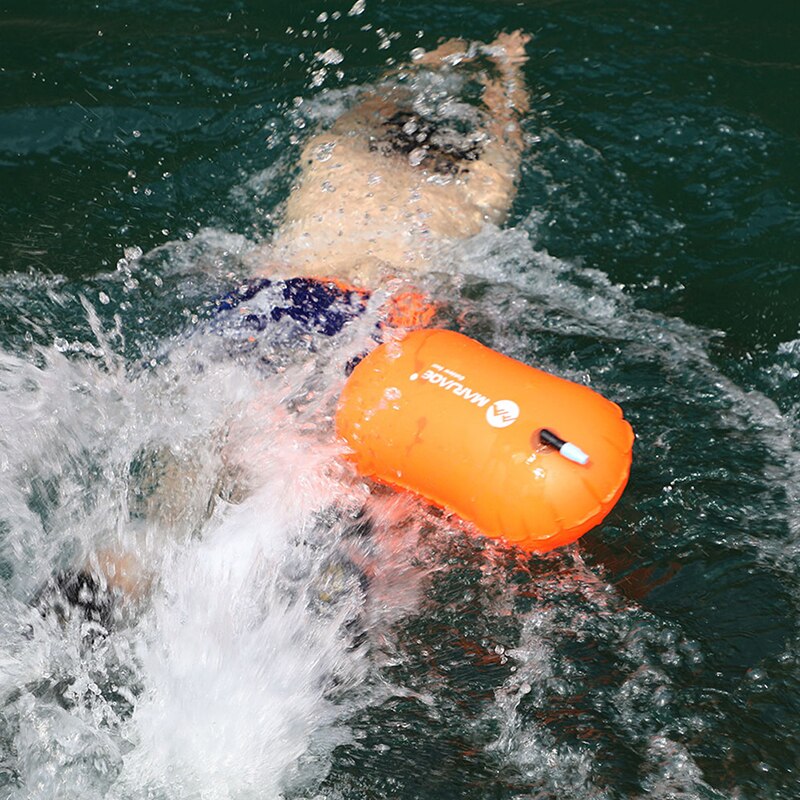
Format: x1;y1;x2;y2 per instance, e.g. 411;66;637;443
270;30;531;286
89;31;531;601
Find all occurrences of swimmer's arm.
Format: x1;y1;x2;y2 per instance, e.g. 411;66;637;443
331;37;481;128
409;32;530;136
329;33;528;139
478;30;531;154
410;38;477;68
458;32;531;225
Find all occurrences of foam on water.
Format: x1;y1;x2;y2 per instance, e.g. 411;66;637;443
113;490;368;798
0;271;400;798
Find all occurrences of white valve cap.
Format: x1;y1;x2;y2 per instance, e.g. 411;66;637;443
560;441;590;465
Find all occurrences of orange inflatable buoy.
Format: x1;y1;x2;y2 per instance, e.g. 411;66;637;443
336;329;634;552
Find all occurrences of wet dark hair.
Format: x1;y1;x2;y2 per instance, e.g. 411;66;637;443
369;110;483;174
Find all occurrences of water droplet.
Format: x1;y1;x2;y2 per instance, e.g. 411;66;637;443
348;0;366;16
316;47;344;65
314;141;336;162
408;148;426;167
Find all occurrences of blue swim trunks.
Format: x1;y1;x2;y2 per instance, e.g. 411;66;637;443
209;277;373;367
208;276;434;371
214;277;371;337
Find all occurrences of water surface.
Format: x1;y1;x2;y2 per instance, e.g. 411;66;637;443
1;1;798;798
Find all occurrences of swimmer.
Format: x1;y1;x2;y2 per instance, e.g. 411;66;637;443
36;30;532;626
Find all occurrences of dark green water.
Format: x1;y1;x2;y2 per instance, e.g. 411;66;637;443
1;1;798;799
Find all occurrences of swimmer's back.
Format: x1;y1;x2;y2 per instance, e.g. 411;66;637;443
275;95;520;281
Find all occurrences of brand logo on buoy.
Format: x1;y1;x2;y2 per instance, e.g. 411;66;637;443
414;366;491;408
486;399;520;428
